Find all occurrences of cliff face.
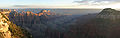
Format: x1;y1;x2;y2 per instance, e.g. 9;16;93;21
0;12;11;38
5;9;80;38
0;11;32;38
8;9;56;25
8;9;55;17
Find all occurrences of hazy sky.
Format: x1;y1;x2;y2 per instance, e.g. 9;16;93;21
0;0;120;8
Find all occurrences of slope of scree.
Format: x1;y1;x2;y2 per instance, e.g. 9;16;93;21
0;11;32;38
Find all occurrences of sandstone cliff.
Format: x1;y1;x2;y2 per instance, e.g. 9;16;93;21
0;11;32;38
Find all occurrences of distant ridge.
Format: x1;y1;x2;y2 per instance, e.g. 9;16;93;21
97;8;120;20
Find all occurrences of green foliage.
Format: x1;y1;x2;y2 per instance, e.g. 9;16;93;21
9;22;32;38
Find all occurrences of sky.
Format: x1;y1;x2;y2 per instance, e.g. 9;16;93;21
0;0;120;9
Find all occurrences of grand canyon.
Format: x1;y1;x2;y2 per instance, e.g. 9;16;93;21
0;8;120;38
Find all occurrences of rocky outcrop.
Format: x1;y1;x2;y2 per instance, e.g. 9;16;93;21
0;9;11;14
97;8;120;20
8;9;55;16
0;10;32;38
8;9;56;25
0;12;11;38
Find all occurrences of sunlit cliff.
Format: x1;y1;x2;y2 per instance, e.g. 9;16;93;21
0;11;32;38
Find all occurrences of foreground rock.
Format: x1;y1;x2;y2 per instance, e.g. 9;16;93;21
0;11;32;38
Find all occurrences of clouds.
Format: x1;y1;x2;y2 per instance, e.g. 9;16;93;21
71;0;120;8
0;0;120;8
73;0;120;5
13;5;30;7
